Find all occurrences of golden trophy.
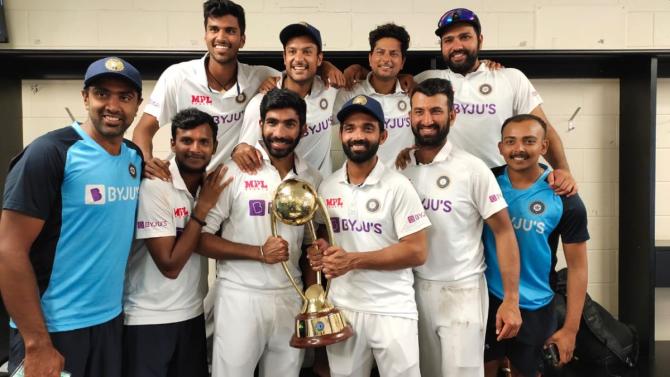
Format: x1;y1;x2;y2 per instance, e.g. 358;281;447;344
271;178;354;348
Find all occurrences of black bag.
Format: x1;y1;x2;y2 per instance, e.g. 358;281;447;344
554;268;639;369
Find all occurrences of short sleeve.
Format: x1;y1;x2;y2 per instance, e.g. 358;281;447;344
144;65;178;126
238;93;264;145
557;194;590;244
3;137;66;220
392;177;431;239
506;68;543;115
472;162;507;219
135;179;176;239
202;163;237;234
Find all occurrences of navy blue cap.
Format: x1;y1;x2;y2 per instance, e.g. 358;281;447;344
435;8;481;37
84;57;142;93
280;22;322;51
337;95;385;129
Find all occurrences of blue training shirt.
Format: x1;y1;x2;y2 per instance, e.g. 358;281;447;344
3;122;143;332
483;165;589;310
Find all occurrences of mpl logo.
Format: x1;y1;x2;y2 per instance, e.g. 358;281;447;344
174;207;189;218
244;180;269;190
191;95;213;105
325;198;343;208
85;185;106;205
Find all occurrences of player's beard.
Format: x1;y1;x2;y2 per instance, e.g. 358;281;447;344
342;139;380;163
263;134;301;158
445;45;479;75
412;120;450;147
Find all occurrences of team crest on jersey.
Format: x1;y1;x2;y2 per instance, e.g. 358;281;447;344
352;95;367;105
397;100;407;112
129;163;137;178
479;83;492;95
436;175;450;189
366;198;380;212
104;58;124;72
319;98;329;110
235;92;247;104
529;200;545;215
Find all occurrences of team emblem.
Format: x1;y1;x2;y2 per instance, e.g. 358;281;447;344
320;98;329;110
529;200;545;215
398;100;407;112
366;198;380;212
437;175;450;189
352;95;367;105
104;58;125;72
235;92;247;104
128;163;137;178
479;83;492;95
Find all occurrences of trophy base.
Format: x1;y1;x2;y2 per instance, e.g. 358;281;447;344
290;309;354;348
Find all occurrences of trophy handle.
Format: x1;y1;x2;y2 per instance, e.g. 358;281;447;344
315;197;336;300
270;208;308;302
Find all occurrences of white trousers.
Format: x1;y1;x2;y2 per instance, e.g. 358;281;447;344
211;280;304;377
415;274;488;377
327;309;421;377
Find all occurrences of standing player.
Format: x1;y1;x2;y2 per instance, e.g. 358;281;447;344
198;89;321;377
332;23;413;166
0;57;144;377
233;22;337;176
123;108;232;377
132;0;279;178
309;95;430;377
483;114;588;377
398;78;521;377
413;8;576;195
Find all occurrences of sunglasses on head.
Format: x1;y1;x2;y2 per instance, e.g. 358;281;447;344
437;8;477;28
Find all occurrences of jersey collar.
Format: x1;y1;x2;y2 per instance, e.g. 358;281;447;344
168;157;192;195
335;157;386;187
277;74;327;98
361;72;405;95
409;139;454;165
254;140;307;176
197;54;251;98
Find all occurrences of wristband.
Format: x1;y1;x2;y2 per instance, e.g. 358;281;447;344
190;214;207;227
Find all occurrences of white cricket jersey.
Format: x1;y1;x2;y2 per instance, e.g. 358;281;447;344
399;140;508;282
415;65;543;168
202;142;322;290
333;73;413;167
238;75;337;175
124;159;208;325
318;160;431;319
144;55;280;167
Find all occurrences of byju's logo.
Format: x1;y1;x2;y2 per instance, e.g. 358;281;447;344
85;185;106;204
249;200;267;216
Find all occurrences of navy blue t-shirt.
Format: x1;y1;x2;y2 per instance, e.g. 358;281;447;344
483;165;589;310
3;122;143;332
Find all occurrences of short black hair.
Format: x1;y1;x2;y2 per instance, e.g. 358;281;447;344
203;0;245;34
171;108;218;140
411;78;455;112
260;88;307;126
500;114;547;136
369;23;410;57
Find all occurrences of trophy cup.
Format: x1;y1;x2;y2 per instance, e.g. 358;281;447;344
271;178;354;348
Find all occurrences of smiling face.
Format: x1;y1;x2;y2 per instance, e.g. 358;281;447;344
410;91;454;147
439;23;482;75
368;37;405;81
172;123;216;174
205;15;246;66
283;35;322;86
340;111;387;164
261;107;304;158
82;77;141;140
499;118;548;172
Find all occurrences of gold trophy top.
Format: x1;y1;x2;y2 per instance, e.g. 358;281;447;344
272;179;319;226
